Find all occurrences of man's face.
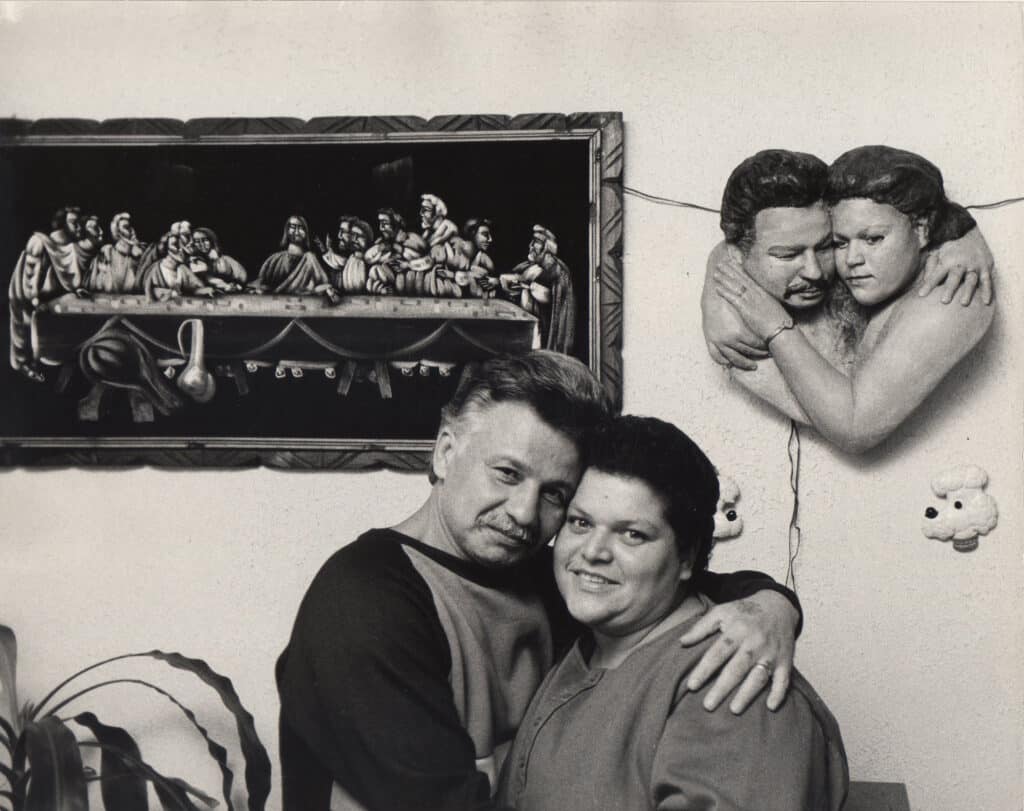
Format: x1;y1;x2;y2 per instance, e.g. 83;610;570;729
84;217;103;243
178;222;193;255
352;225;369;251
528;236;545;263
167;234;184;261
114;216;135;242
420;203;435;231
337;221;352;248
192;231;212;257
743;202;834;310
475;225;493;253
433;401;581;569
287;217;307;247
378;215;395;241
64;211;83;239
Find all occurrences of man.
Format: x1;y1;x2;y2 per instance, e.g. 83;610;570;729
319;216;356;275
251;214;339;302
366;208;431;296
188;226;248;292
9;206;91;380
142;222;214;301
500;226;576;353
700;149;992;423
88;212;144;293
278;351;802;811
456;218;498;299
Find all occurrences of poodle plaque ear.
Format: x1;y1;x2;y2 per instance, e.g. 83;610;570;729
922;464;998;552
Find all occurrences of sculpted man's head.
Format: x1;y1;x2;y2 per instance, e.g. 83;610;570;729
351;219;372;252
528;225;557;263
52;207;83;240
430;351;614;569
825;145;945;307
281;215;310;250
720;149;834;310
420;194;447;232
110;212;135;244
82;215;103;245
192;227;219;258
554;415;719;637
377;208;404;242
464;218;493;253
171;221;194;256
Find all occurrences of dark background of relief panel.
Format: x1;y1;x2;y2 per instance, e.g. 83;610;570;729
0;113;624;469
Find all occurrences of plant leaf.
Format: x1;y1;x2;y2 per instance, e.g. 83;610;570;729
78;741;215;811
35;650;269;810
0;627;18;738
72;712;148;810
19;717;88;811
155;776;219;810
142;652;270;811
0;761;15;788
56;678;234;811
0;721;13;757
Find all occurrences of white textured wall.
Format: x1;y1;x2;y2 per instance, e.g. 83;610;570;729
1;3;1021;809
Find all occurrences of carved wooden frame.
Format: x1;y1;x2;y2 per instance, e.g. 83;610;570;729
0;112;623;471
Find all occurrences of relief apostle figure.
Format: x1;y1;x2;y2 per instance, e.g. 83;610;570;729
8;206;94;381
188;227;248;292
251;214;339;303
87;212;144;293
701;148;995;454
500;225;576;354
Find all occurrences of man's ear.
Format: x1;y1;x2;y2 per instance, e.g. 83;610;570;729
432;422;458;481
914;217;930;249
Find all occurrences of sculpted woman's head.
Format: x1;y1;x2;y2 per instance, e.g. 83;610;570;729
554;415;718;638
826;145;950;306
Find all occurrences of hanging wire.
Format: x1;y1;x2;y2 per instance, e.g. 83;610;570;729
624;186;1024;215
622;186;721;214
965;196;1024;211
785;420;802;593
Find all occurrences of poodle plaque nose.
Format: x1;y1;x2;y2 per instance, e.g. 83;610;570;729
925;507;938;519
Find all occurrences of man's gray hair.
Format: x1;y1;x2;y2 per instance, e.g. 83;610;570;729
429;351;615;483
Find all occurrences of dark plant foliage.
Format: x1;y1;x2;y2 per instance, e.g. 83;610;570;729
0;625;271;811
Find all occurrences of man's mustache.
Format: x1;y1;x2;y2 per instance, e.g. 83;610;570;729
784;278;829;299
480;513;535;544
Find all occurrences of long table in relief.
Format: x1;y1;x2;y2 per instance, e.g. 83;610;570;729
32;293;540;408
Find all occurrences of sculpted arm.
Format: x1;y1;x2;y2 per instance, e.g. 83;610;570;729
700;242;770;370
717;262;995;452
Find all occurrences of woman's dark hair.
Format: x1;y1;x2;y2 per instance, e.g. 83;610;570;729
825;145;950;248
585;415;719;574
720;149;829;250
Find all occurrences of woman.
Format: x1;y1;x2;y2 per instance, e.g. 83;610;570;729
713;146;995;452
498;415;848;811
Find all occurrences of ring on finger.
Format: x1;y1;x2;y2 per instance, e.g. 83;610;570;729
753;661;773;677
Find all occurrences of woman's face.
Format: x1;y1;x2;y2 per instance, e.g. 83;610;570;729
831;198;927;306
554;469;690;639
